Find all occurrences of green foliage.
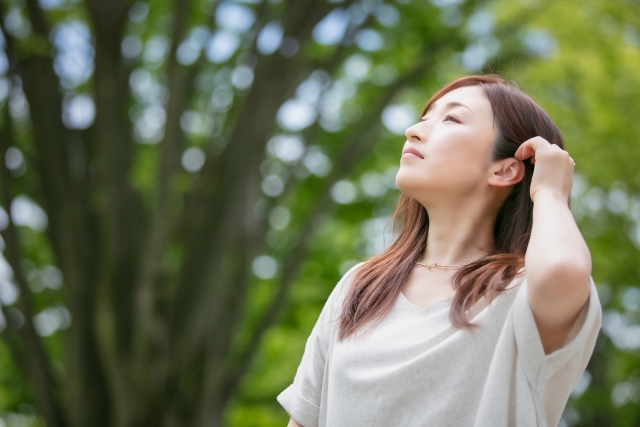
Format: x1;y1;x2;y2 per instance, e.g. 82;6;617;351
0;0;639;426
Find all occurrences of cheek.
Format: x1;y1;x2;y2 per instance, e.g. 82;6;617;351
429;138;486;174
439;128;493;165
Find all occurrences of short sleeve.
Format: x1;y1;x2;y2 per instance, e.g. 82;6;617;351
277;262;365;427
512;275;602;425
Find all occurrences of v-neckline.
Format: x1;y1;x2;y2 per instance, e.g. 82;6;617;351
398;291;455;313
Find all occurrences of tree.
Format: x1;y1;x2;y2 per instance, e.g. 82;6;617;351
1;0;640;426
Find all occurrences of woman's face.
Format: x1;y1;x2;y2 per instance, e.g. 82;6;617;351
395;85;498;204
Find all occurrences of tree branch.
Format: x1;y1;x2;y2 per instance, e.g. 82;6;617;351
24;0;49;36
132;0;196;396
0;7;111;426
84;1;145;424
0;108;68;427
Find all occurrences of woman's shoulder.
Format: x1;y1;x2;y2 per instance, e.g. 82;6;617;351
342;260;368;280
324;261;368;318
333;261;367;298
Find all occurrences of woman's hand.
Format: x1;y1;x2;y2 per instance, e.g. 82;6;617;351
514;136;575;203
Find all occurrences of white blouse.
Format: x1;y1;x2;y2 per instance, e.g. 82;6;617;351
277;262;602;427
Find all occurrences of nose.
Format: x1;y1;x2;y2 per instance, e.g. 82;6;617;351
405;121;426;142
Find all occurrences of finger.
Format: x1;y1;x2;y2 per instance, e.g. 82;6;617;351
514;141;528;159
515;137;558;161
528;136;553;152
514;142;535;161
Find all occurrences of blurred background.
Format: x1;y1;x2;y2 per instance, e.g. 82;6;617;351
0;0;638;425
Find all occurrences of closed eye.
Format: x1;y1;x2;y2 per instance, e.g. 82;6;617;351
419;115;461;123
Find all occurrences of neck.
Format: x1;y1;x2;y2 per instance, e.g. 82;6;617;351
419;199;496;266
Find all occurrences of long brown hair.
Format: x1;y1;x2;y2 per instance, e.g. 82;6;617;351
338;74;565;341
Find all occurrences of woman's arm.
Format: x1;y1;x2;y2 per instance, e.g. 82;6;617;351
515;137;592;354
287;417;303;427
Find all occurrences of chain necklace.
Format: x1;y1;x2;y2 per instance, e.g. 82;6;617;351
414;261;468;270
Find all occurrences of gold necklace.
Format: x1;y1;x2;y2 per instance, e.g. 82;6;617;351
414;261;467;270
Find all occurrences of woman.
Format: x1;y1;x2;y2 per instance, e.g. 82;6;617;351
277;75;602;427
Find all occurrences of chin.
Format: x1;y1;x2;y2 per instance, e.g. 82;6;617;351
397;167;427;190
396;172;473;204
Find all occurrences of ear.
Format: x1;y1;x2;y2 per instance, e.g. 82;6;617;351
487;158;525;187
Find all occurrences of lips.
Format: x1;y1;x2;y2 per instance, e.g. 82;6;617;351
402;147;424;159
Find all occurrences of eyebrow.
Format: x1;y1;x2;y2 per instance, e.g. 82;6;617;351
425;101;473;114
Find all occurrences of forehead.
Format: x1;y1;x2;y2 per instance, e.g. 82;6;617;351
428;85;492;116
